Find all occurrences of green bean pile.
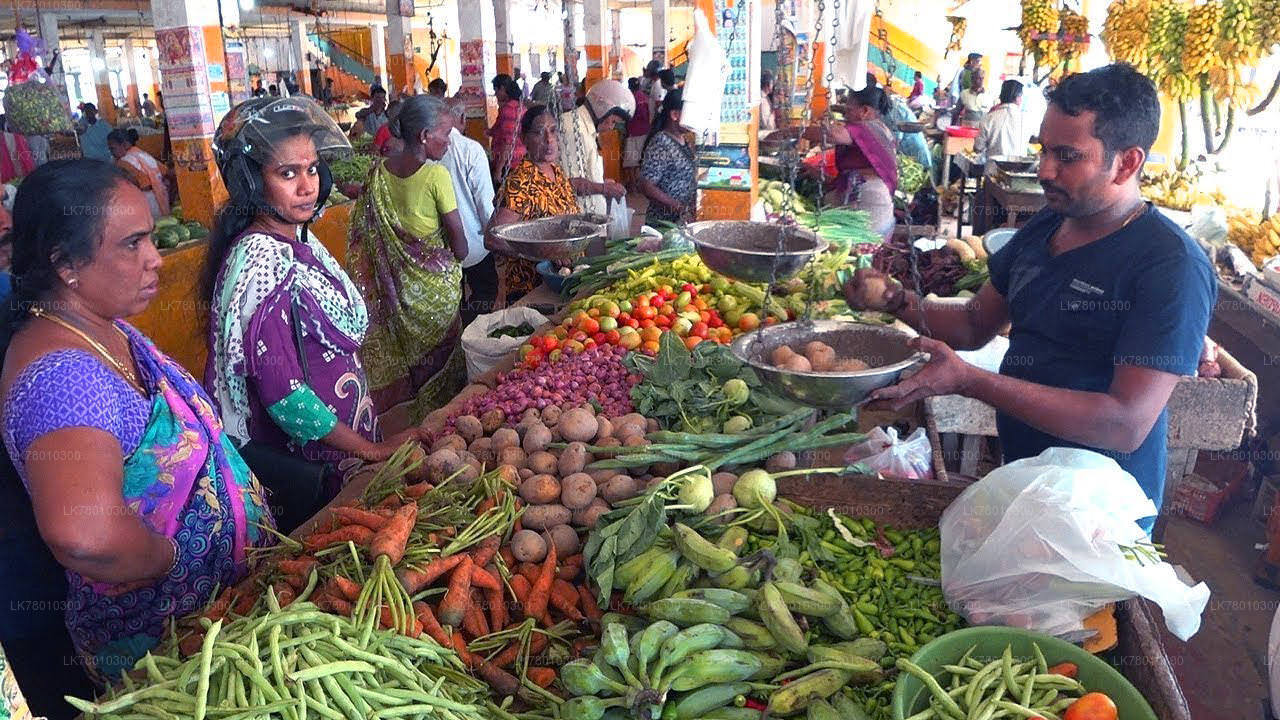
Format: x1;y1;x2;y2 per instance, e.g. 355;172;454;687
896;644;1087;720
66;595;515;720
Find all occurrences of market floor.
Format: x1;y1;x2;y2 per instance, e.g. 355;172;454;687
1160;502;1279;719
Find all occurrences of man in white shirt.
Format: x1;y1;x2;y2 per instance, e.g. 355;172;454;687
442;97;498;323
975;80;1028;162
558;79;631;216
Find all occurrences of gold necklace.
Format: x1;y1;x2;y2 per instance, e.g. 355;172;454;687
29;307;147;397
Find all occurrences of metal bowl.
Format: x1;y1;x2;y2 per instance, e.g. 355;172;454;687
491;215;606;262
731;320;925;408
687;221;825;284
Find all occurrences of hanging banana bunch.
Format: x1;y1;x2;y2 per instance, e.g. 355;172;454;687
1148;0;1195;101
1020;0;1061;69
1058;8;1091;65
1254;0;1280;52
1217;0;1260;67
1180;1;1223;78
946;16;968;54
1101;0;1154;72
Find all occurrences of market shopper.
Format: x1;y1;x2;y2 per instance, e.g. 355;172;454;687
0;116;34;184
812;85;899;240
0;159;275;687
845;64;1215;532
638;89;696;226
443;98;498;324
488;76;526;181
956;77;990;125
355;85;389;136
975;79;1030;161
77;103;112;161
760;71;779;131
107;128;170;218
623;77;652;184
348;95;469;422
558;77;631;216
204;97;418;531
487;105;584;307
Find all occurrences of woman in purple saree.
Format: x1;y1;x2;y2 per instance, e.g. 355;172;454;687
825;85;901;240
0;160;274;690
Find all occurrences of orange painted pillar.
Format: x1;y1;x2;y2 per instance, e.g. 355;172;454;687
89;30;118;124
494;0;516;77
150;0;236;228
456;0;495;146
385;0;414;97
583;0;609;89
290;19;314;97
123;39;141;115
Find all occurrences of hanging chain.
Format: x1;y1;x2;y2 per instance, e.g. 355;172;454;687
874;2;897;85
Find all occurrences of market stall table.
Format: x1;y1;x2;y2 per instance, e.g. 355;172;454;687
950;152;982;236
977;173;1047;232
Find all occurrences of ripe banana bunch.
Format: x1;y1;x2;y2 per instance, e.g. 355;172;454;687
947;17;968;52
1058;9;1090;62
1180;0;1223;78
1218;0;1260;67
1227;212;1280;267
1140;168;1226;211
1254;0;1280;52
1103;0;1154;70
1208;65;1261;105
1020;0;1061;68
1148;0;1195;99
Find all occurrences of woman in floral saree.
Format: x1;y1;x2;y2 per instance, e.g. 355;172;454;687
348;95;470;424
0;160;274;695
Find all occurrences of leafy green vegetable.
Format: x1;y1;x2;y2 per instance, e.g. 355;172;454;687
583;472;691;605
488;322;536;339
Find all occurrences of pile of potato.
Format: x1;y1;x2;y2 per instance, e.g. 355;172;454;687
771;341;871;373
426;405;657;565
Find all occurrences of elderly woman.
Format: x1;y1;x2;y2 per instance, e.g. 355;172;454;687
0;159;274;688
813;85;900;240
487;104;582;307
203;97;418;532
107;128;170;218
348;95;469;424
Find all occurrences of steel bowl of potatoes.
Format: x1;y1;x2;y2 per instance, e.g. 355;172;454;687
730;320;925;408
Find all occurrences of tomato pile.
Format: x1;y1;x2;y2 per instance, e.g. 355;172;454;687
519;282;778;368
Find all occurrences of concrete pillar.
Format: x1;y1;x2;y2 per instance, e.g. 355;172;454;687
457;0;496;145
651;0;669;65
494;0;516;76
385;0;414;97
582;0;608;88
610;9;622;78
123;38;142;115
371;23;389;90
88;30;117;124
151;0;238;227
37;14;70;112
563;1;578;86
290;18;312;96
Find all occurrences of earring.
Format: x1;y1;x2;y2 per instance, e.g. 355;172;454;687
68;277;79;288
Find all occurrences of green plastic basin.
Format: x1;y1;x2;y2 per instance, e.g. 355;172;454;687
891;626;1157;720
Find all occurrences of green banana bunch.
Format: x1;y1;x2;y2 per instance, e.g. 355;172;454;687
670;588;754;614
615;545;674;589
660;560;700;599
650;623;741;688
811;578;859;640
673;682;752;720
717;527;749;555
634;620;680;687
773;581;841;617
673;523;739;574
625;549;680;606
664;649;769;692
561;696;630;720
643;598;732;627
758;582;808;656
766;668;853;716
725;617;778;650
562;658;634;697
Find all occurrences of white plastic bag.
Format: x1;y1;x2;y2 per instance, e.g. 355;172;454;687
1187;204;1228;246
460;307;549;381
844;426;933;479
680;8;723;136
607;198;633;241
940;448;1211;641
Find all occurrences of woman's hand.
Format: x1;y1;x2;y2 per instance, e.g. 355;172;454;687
359;428;427;463
599;180;627;199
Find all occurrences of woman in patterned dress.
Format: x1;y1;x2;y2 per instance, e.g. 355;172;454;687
0;159;275;689
486;105;590;307
203;97;420;528
638;89;697;226
347;95;470;423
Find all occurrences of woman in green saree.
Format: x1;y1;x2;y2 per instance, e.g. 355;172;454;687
348;95;470;424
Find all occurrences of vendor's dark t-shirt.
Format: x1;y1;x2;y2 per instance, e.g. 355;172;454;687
987;205;1216;522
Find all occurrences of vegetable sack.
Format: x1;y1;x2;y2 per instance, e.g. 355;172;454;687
460;307;548;381
939;447;1210;641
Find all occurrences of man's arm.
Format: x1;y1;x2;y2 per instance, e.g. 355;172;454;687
871;339;1181;453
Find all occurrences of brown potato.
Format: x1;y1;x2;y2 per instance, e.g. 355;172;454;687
804;341;837;372
541;524;580;557
572;498;611;528
622;435;650;448
771;345;798;365
588;468;616;483
426;449;462;482
832;358;871;372
495;464;521;487
646;418;659;433
453;415;484;443
431;434;467;454
711;472;739;496
541;405;563;426
558;408;598;443
600;475;640;504
765;451;797;473
468;437;496;467
521;504;572;531
480;408;506;434
595;416;614;442
497;446;527;469
526;451;558;476
560;472;598;510
779;355;812;372
517;467;534;481
614;422;645;442
491;428;520;451
406;444;430;482
558;442;589;476
519;474;562;504
521;424;553;454
705;493;738;521
510;529;547;563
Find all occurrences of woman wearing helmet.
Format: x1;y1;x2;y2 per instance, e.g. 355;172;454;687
556;78;631;216
347;94;469;423
202;96;422;529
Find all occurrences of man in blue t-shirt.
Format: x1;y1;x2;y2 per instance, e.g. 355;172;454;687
845;64;1215;531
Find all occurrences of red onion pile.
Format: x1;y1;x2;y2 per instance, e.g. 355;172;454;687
450;345;637;428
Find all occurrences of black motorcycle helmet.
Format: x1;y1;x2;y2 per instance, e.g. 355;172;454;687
211;96;351;222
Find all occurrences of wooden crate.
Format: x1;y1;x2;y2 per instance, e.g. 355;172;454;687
776;474;1191;720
